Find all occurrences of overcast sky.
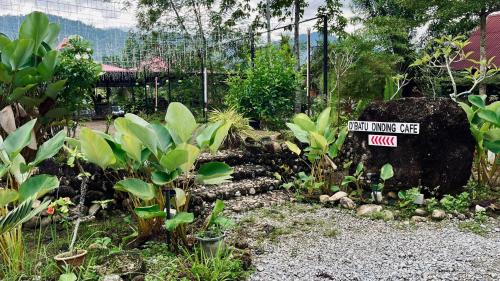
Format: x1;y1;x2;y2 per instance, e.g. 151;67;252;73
0;0;355;33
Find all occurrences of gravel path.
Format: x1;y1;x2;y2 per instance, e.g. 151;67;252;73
230;204;500;281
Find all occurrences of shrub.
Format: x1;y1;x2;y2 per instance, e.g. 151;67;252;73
226;46;300;129
208;107;254;148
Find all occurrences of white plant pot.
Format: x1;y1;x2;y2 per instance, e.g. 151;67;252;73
413;194;424;205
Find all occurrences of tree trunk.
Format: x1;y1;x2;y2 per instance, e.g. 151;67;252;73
479;12;487;96
293;0;301;113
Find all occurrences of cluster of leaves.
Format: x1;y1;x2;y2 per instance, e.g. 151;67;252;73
285;107;347;196
341;163;393;200
208;107;254;148
199;200;235;238
75;102;233;242
440;192;471;213
0;119;65;273
0;12;66;141
226;46;300;129
56;35;102;117
458;95;499;187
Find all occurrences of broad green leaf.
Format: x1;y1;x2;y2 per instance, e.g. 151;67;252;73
293;113;316;132
19;11;49;52
18;174;59;201
30;130;65;166
37;50;58;80
484;140;500;153
310;132;328;152
177;143;200;172
286;123;309;143
0;63;12;83
316;107;331;133
1;39;35;70
160;149;188;172
9;154;28;184
0;189;19;208
134;205;166;220
79;128;116;169
165;212;194;231
43;23;60;49
196;121;222;149
151;170;180;185
58;273;77;281
127;121;158;157
174;188;186;207
355;163;364;176
45;79;66;98
0;198;50;236
209;121;231;153
380;163;394;181
165;102;197;144
2;119;36;158
285;141;301;155
208;199;225;226
341;176;356;186
468;95;485;109
120;134;142;162
114;179;156;201
478;109;499;126
10;84;36;102
150;123;172;152
125;113;150;127
196;161;233;185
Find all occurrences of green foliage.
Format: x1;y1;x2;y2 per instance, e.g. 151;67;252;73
55;35;102;116
282;171;325;198
199;200;235;238
440;192;471;213
208;107;255;148
0;12;66;138
226;46;300;129
76;102;232;242
376;163;394;192
341;163;364;197
458;95;499;187
397;187;421;218
285;107;347;195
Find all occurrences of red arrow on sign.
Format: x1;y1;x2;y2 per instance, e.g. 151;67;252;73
368;134;397;147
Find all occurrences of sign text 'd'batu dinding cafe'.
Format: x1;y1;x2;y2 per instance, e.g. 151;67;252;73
348;121;420;135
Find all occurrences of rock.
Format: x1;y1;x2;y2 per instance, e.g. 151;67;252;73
103;275;123;281
131;275;145;281
99;250;144;276
431;209;447;221
356;204;383;216
235;191;241;197
457;214;466;220
415;208;428;216
319;195;330;203
329;191;348;202
88;203;101;216
339;197;356;210
411;216;428;223
475;205;486;213
249;188;256;195
381;210;394;221
387;191;398;199
343;98;474;195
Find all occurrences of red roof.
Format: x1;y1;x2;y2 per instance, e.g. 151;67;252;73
131;57;169;72
454;13;500;69
102;64;134;73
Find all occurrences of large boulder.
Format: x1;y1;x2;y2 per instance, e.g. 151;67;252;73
342;97;475;195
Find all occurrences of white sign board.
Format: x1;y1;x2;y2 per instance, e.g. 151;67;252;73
369;134;397;147
348;121;420;135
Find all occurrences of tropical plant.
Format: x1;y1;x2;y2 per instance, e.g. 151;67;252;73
458;94;499;187
411;35;499;100
0;12;67;143
0;119;64;274
282;171;326;197
208;107;254;148
198;200;234;238
285;107;348;196
440;192;471;213
76;102;233;244
378;163;394;191
341;163;364;198
226;45;300;129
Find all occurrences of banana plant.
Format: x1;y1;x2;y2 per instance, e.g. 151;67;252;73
0;118;64;273
0;11;67;145
77;102;233;240
284;107;348;195
458;95;499;186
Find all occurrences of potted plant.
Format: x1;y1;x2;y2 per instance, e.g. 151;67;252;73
195;200;234;256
